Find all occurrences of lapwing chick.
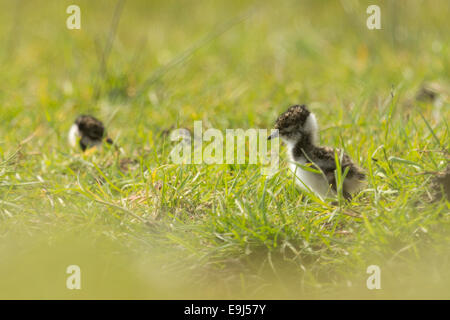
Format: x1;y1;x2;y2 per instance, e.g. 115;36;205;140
68;115;113;151
268;104;365;200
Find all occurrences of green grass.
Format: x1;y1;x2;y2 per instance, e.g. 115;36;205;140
0;0;449;299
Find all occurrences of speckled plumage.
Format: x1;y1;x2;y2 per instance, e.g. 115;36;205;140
274;104;311;130
270;104;365;200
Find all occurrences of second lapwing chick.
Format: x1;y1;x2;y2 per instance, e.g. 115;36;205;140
68;115;113;151
268;104;365;200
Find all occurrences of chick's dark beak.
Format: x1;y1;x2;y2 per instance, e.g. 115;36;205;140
267;130;279;140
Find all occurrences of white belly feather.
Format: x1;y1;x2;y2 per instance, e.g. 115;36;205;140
285;141;333;199
288;160;333;199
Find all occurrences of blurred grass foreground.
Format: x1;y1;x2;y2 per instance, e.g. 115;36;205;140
0;0;449;299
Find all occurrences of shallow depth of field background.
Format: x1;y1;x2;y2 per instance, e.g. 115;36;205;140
0;0;449;299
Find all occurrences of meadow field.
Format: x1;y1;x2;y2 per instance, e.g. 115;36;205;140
0;0;449;299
